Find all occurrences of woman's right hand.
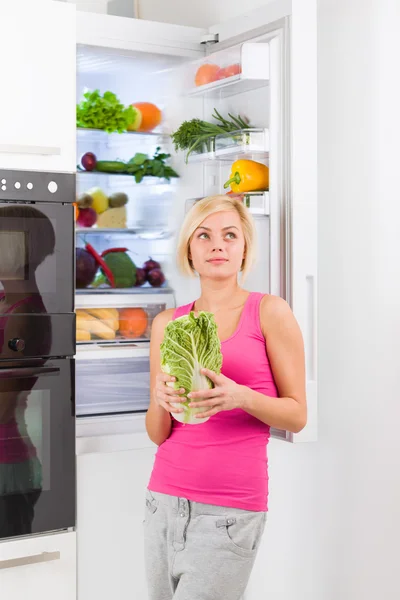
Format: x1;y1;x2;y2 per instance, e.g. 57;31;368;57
155;373;186;414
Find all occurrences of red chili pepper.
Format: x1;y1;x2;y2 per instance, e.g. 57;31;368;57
85;243;116;288
101;247;128;257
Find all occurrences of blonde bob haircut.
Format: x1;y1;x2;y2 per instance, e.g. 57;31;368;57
176;195;256;280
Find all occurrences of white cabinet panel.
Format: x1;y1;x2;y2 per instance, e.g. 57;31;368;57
0;1;76;172
77;445;156;600
0;531;76;600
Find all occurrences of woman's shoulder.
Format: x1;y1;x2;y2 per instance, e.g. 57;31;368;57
152;308;175;330
259;294;297;336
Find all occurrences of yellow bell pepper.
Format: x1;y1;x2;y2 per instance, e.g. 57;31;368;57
223;159;269;193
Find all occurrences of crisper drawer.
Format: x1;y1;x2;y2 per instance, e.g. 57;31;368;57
75;345;150;417
74;292;175;344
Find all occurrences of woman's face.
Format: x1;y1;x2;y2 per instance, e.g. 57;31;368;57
189;210;246;280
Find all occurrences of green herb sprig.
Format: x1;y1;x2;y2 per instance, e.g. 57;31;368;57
171;109;250;162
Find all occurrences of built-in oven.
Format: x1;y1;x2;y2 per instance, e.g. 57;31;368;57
0;169;76;541
0;359;75;540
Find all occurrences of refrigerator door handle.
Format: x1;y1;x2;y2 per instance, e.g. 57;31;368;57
0;366;60;379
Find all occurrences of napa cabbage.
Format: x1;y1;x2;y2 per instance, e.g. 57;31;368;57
160;311;223;424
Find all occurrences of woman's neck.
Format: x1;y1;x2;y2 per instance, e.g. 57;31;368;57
194;278;249;313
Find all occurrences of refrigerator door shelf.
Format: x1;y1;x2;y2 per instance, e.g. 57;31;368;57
185;43;270;98
185;192;269;216
187;128;269;163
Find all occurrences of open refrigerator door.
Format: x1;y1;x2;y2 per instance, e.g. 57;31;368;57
74;7;317;443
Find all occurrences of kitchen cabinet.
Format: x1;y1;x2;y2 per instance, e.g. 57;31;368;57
76;416;157;600
0;1;76;172
0;531;76;600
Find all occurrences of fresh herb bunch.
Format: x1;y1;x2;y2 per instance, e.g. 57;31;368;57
125;147;179;183
76;89;137;134
171;109;250;162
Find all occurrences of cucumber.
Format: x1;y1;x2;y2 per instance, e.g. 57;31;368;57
95;161;127;173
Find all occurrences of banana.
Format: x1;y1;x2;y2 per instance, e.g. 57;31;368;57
76;311;115;340
84;307;119;331
76;329;91;342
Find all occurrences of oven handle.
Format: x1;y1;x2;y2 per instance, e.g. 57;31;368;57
0;366;60;379
0;143;61;156
0;551;60;570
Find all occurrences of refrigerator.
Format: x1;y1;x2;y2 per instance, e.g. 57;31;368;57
72;1;317;444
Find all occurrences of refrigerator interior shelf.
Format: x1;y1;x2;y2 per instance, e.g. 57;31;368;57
75;227;172;240
76;171;174;186
77;127;169;140
75;287;174;299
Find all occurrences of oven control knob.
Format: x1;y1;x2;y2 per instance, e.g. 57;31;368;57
8;338;26;352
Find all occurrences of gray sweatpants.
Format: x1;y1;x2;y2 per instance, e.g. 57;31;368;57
143;490;267;600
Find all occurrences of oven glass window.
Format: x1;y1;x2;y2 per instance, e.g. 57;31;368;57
0;388;50;538
0;204;73;314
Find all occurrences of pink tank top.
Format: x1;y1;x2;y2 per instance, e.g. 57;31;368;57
148;292;278;512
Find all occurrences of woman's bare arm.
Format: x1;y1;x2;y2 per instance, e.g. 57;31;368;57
145;308;175;446
240;295;307;433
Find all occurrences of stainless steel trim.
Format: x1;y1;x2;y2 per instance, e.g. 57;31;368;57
0;551;60;570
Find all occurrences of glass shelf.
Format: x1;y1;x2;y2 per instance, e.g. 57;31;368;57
77;127;169;139
76;286;174;296
76;171;174;186
75;227;172;240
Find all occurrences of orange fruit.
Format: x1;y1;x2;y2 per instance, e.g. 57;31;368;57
119;307;148;338
73;202;79;221
132;102;162;132
195;64;220;86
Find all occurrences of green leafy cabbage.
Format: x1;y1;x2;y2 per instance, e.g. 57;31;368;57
160;311;223;425
76;89;137;134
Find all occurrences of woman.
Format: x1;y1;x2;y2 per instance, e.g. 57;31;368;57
144;195;306;600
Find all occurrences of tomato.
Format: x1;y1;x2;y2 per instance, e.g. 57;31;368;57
221;64;241;80
195;64;220;86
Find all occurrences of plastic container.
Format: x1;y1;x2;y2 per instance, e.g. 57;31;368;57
75;303;165;344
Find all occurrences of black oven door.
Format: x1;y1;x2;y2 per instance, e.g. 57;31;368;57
0;201;75;359
0;358;75;540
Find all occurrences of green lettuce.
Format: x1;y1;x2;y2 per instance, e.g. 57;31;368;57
160;311;223;424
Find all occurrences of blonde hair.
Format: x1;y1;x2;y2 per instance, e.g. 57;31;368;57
176;195;256;279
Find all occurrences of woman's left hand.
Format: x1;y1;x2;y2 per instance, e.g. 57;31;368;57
188;368;245;419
